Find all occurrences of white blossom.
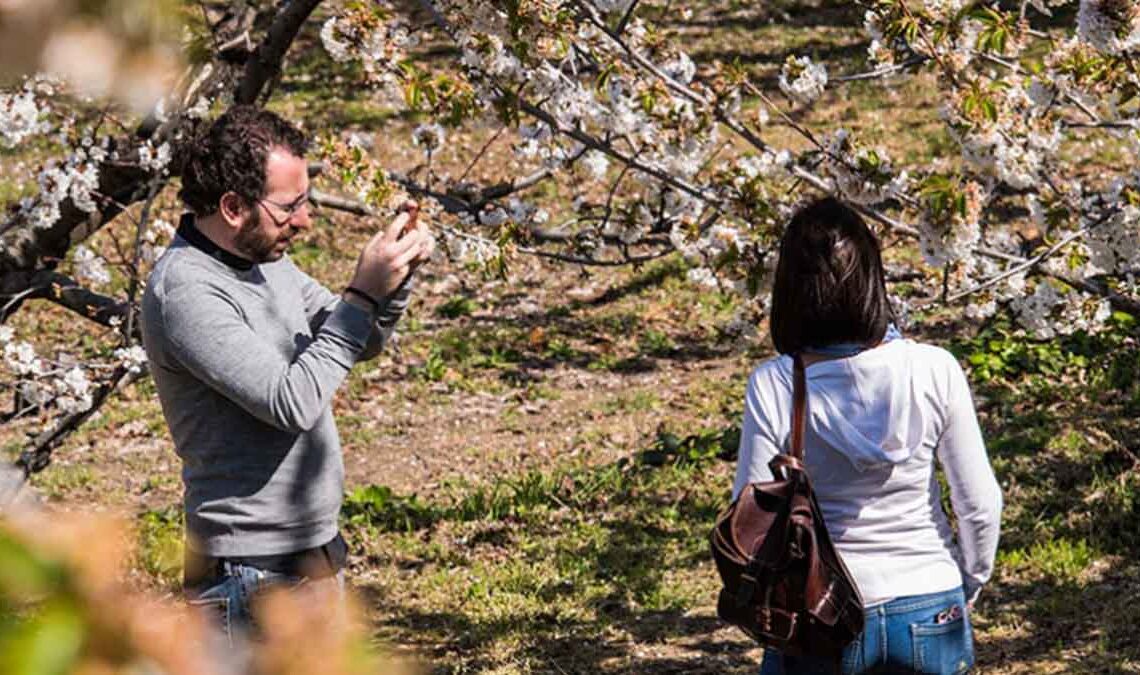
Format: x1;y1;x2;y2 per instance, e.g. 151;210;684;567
821;130;907;205
964;297;998;321
0;89;50;148
478;207;508;227
919;181;985;266
412;123;446;152
320;18;353;62
865;10;886;42
867;39;895;67
4;341;44;376
68;162;100;213
138;141;171;173
704;224;744;256
1078;0;1140;54
686;267;719;289
924;0;966;21
186;96;211;119
73;245;112;287
580;150;610;180
114;345;148;374
444;231;500;265
1086;204;1140;272
145;218;175;244
778;56;828;105
1011;281;1063;338
19;381;53;407
59;366;91;398
662;53;696;85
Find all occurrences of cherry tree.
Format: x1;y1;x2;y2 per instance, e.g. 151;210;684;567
3;0;1140;499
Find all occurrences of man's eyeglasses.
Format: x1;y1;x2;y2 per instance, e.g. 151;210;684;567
257;190;311;228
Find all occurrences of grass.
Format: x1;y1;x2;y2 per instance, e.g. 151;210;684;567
28;464;93;499
134;507;183;587
347;434;744;673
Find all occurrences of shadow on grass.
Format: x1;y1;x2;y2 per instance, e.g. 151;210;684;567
952;324;1140;668
408;258;739;381
975;565;1140;672
346;434;756;673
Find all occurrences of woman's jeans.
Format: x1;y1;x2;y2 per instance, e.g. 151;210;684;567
186;560;347;648
759;587;974;675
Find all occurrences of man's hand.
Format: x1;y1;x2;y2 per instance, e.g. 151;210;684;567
348;202;433;302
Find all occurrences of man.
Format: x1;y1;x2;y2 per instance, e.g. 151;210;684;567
141;106;431;640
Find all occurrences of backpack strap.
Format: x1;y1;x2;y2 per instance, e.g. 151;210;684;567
790;353;807;461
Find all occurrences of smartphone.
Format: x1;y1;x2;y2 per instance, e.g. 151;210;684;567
399;202;419;237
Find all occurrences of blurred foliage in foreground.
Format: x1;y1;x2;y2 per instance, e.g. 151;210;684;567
0;512;408;675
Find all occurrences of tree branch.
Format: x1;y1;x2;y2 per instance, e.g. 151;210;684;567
310;187;672;249
234;0;325;105
0;270;133;332
16;365;147;478
0;4;265;274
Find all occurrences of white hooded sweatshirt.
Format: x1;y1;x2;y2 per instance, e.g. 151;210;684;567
732;339;1003;605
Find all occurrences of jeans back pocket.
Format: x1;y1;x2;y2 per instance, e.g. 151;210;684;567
911;614;974;674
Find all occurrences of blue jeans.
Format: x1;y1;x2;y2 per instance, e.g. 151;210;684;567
186;561;346;648
759;587;974;674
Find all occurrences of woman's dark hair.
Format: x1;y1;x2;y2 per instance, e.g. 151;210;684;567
178;105;309;216
769;197;894;355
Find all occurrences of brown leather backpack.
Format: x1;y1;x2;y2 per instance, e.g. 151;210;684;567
710;354;864;658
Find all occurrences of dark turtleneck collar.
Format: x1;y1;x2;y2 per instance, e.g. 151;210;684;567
177;213;255;271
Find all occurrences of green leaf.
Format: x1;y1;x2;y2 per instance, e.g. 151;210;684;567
0;534;65;598
0;602;85;675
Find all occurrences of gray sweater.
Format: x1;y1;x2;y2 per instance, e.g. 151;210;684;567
141;226;407;556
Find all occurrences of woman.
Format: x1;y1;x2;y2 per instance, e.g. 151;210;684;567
734;198;1002;674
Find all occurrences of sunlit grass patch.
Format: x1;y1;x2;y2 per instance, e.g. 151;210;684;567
999;538;1096;585
28;464;93;500
134;506;183;588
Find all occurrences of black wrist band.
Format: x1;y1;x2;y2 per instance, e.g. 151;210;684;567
344;286;380;313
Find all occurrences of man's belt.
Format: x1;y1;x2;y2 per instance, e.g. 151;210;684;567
184;532;348;589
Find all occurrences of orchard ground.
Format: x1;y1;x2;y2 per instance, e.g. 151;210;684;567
3;1;1140;673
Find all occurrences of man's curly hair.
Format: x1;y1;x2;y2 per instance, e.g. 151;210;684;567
178;105;309;216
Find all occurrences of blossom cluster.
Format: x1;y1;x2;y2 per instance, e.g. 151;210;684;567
0;84;52;148
16;139;110;231
1;328;93;415
1077;0;1140;54
778;56;828;105
820;129;909;206
1010;281;1113;339
307;0;1140;343
319;5;416;87
918;179;985;267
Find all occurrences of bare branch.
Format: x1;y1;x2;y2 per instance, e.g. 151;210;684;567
614;0;642;36
833;55;928;82
310;187;672;249
527;245;673;267
0;270;132;332
124;176;164;343
458;127;507;183
234;0;325;104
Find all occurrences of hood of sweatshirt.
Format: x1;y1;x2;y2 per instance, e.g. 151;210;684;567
792;339;925;472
